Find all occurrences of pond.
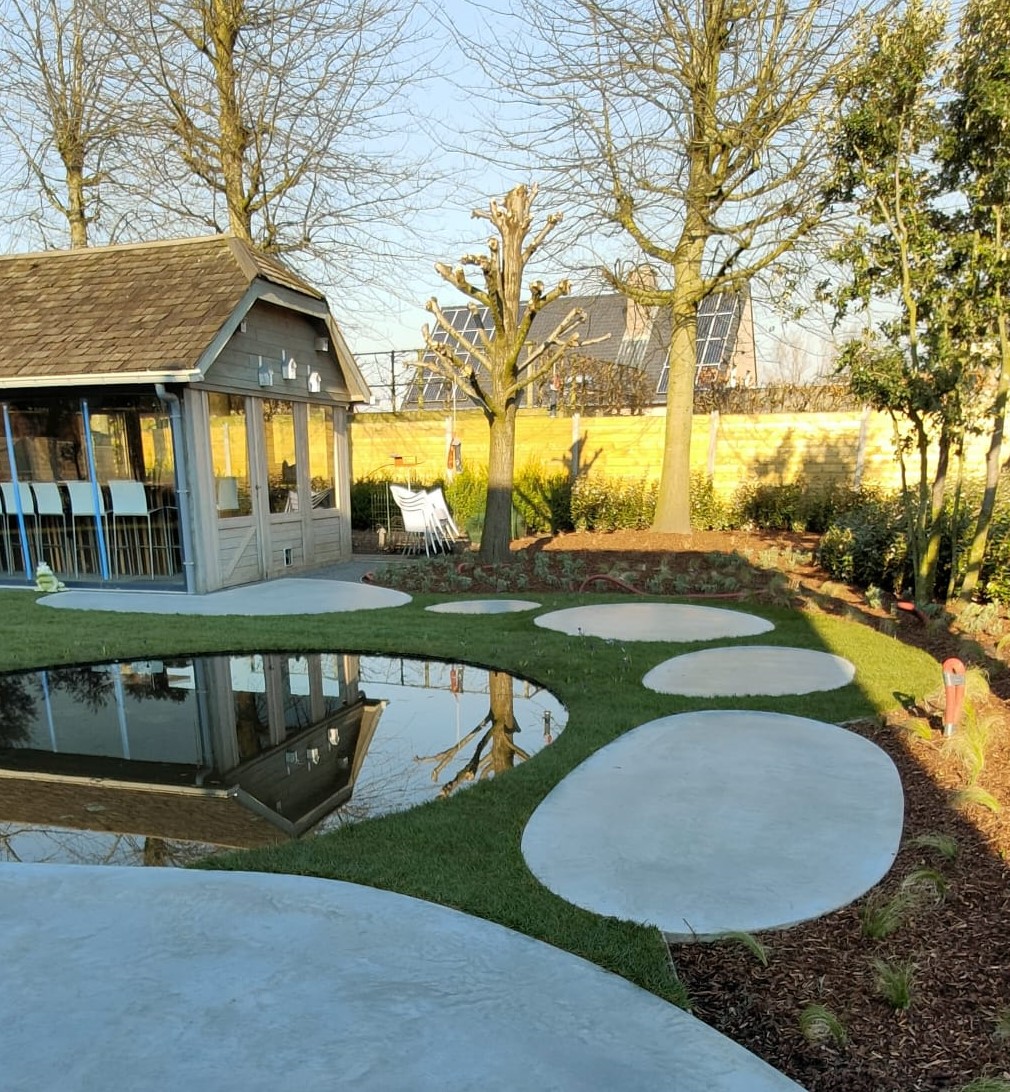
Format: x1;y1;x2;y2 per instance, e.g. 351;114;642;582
0;653;566;866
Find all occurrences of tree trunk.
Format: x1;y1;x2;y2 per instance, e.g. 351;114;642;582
480;404;517;564
960;303;1010;598
920;427;950;602
488;671;519;775
653;282;700;533
208;0;252;241
66;163;88;248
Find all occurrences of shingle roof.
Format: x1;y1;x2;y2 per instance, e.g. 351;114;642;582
0;235;322;384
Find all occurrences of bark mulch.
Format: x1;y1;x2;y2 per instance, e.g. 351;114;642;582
368;529;1010;1091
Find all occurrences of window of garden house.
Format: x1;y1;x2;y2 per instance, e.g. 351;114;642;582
262;399;298;514
307;405;336;509
208;393;252;516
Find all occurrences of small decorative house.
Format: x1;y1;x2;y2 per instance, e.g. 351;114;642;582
0;235;369;592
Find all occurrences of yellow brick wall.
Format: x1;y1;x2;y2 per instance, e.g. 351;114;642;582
348;409;996;495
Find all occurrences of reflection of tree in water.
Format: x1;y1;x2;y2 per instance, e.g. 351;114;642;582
0;666;118;747
0;824;217;867
234;690;268;760
418;671;532;798
0;676;35;747
121;667;189;704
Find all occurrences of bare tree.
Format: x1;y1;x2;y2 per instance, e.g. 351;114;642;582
422;184;596;564
104;0;431;277
0;0;126;246
486;0;885;531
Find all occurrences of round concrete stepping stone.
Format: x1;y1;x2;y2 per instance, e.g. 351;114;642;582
0;864;802;1091
643;646;856;697
522;710;903;939
39;578;411;615
534;602;773;642
426;598;540;615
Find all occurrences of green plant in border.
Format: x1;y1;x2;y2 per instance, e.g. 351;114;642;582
872;958;915;1010
715;930;769;967
957;1079;1010;1092
900;866;949;904
944;701;999;785
859;889;918;939
993;1007;1010;1041
951;785;1002;814
910;832;958;861
798;1003;848;1047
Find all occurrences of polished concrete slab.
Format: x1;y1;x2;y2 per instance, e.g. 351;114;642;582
426;598;540;615
643;646;856;697
37;577;411;615
534;602;774;642
522;710;903;939
0;865;803;1091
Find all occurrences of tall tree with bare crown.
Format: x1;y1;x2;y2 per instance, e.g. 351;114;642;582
422;184;595;564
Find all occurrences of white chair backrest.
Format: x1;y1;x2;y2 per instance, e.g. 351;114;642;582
1;481;35;516
389;488;430;532
30;482;65;517
425;486;459;536
64;480;106;517
389;483;421;505
108;480;150;518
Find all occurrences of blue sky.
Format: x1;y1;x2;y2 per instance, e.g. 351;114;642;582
0;0;837;389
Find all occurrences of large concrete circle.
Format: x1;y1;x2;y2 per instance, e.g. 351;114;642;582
426;598;540;614
522;711;903;938
533;603;774;642
39;578;411;615
643;646;856;697
0;865;802;1091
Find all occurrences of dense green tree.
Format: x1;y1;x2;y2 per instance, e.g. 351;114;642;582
827;1;965;603
943;0;1010;598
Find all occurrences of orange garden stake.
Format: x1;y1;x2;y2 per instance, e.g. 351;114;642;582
941;657;966;738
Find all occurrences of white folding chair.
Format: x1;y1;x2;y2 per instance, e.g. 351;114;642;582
30;482;71;575
108;480;155;577
0;481;37;573
425;486;461;545
64;480;108;576
0;485;19;573
389;483;438;556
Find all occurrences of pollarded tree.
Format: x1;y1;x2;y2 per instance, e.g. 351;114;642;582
0;0;127;247
490;0;884;532
422;184;593;564
943;0;1010;598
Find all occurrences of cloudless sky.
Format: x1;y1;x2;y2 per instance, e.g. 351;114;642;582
0;0;837;389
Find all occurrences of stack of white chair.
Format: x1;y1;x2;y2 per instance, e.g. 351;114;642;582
388;484;460;556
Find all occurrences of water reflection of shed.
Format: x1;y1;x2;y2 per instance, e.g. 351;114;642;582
0;654;385;848
0;236;369;592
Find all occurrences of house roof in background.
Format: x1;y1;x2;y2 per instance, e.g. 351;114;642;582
0;235;340;388
404;289;744;410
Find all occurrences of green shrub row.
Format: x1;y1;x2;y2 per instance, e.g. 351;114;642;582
814;470;1010;604
353;465;1010;603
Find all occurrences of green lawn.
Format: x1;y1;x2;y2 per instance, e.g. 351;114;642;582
0;587;939;1009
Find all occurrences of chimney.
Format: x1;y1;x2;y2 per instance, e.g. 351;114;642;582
624;265;657;341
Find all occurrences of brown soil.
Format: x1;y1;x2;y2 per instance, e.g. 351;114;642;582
363;529;1010;1091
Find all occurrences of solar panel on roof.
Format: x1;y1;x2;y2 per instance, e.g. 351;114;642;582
654;291;743;395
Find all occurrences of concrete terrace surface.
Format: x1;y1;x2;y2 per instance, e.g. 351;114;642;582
37;576;411;615
0;865;804;1092
522;710;904;939
643;646;857;697
534;602;775;641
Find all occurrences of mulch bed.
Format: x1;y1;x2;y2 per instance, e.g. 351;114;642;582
364;528;1010;1091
